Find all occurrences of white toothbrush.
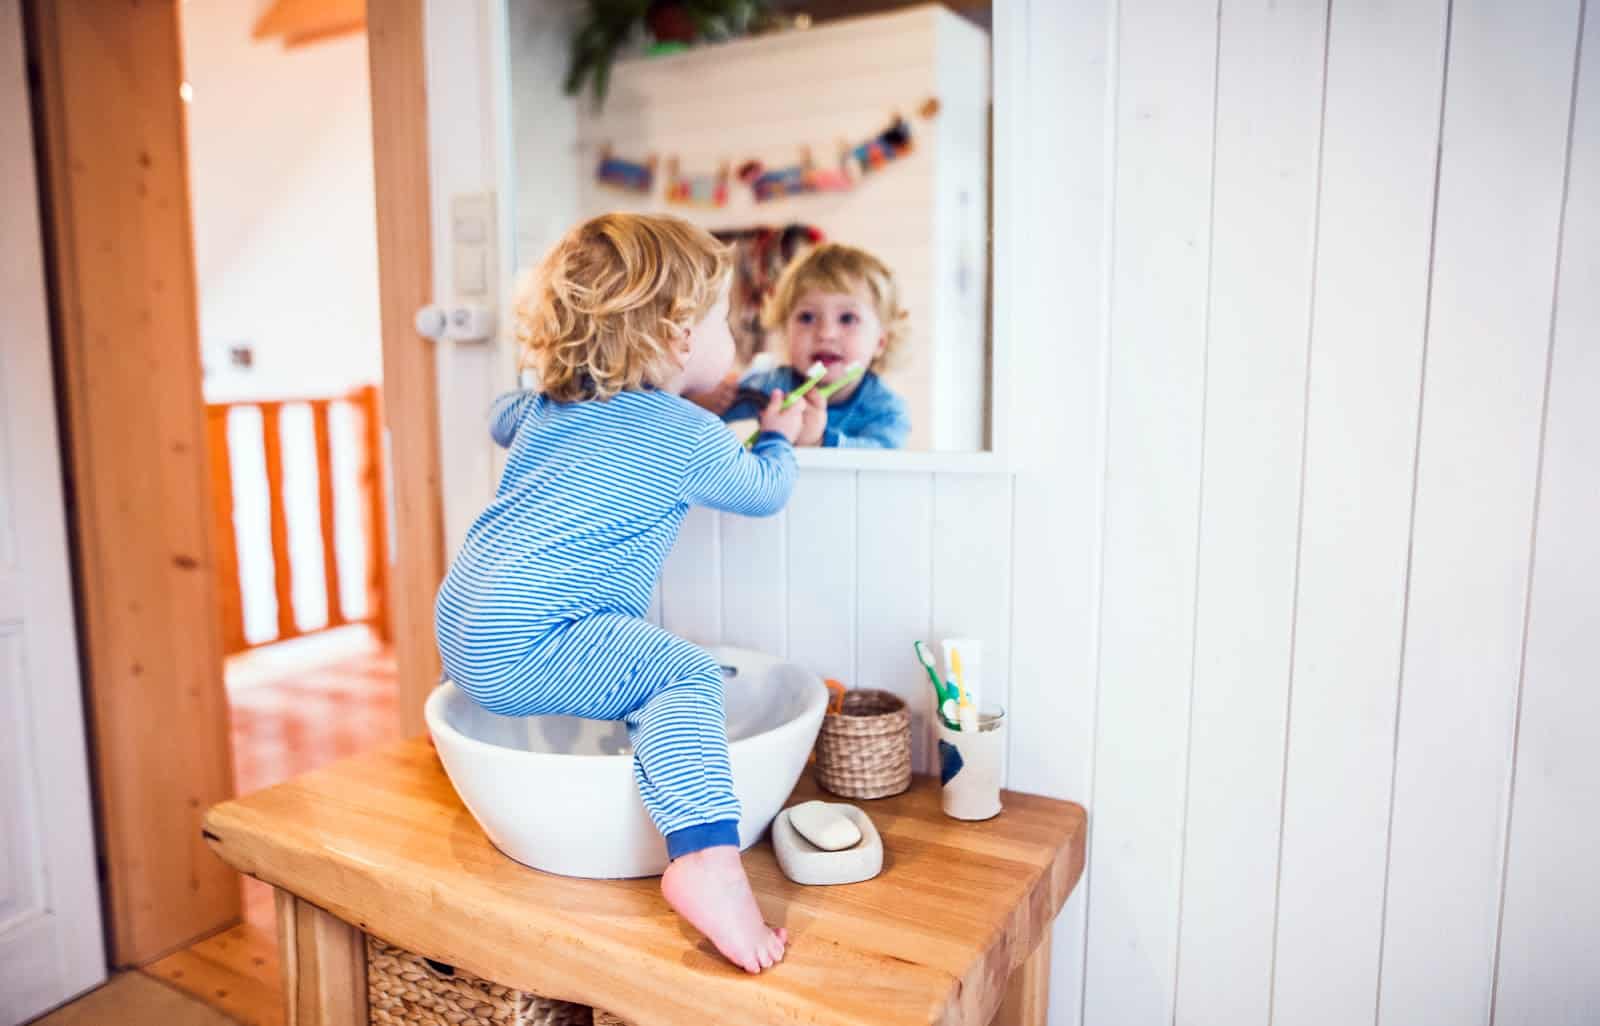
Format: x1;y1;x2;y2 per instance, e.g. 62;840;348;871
782;361;828;406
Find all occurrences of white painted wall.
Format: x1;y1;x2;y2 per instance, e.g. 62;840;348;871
182;0;382;401
427;2;1600;1023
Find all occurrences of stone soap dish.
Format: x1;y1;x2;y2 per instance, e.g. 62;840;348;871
771;802;883;886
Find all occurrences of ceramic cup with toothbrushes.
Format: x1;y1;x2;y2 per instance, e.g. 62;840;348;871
936;706;1004;820
941;638;983;726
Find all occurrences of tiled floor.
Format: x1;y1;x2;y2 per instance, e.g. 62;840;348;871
228;625;401;798
138;626;400;1026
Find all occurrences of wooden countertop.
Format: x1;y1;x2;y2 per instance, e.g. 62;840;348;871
203;738;1085;1026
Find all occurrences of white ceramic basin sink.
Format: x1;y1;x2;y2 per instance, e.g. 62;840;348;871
424;646;827;879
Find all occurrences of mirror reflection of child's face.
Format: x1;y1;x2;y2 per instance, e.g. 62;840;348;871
675;281;736;395
784;285;885;387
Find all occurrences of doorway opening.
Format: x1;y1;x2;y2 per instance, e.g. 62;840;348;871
143;4;396;1021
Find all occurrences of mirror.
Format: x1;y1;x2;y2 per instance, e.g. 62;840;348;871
505;0;994;457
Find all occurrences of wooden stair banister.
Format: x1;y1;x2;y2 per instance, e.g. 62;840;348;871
206;386;389;653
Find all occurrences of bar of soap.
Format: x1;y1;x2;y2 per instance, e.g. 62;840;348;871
786;800;862;851
773;804;882;886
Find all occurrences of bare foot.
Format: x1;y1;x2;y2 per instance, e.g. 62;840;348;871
661;845;788;974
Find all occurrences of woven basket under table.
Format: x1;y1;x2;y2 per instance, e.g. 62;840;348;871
813;688;912;799
367;937;631;1026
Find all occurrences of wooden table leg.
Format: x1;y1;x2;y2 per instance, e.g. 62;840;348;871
276;889;370;1026
992;932;1052;1026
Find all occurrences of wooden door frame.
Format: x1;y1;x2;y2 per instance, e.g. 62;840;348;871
26;0;443;965
365;0;445;733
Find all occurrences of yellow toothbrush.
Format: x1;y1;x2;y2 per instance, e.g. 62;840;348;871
952;648;978;732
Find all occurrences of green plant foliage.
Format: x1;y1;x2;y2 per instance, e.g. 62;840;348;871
564;0;768;106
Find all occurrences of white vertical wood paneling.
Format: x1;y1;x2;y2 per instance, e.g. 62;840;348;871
1379;3;1582;1023
786;471;858;683
719;511;787;655
1004;0;1111;1020
1081;2;1219;1023
1492;14;1599;1022
659;506;721;646
1270;3;1449;1022
1172;3;1327;1024
854;473;935;771
929;474;1013;780
468;3;1600;1022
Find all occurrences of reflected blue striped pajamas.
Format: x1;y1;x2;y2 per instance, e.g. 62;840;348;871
435;389;796;859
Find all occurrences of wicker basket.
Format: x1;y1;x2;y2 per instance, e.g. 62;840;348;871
367;937;597;1026
813;689;912;799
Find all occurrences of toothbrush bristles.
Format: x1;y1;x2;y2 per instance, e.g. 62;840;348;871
807;361;826;379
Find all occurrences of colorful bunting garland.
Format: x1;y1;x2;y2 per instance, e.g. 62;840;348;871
595;146;656;193
846;116;914;176
592;105;930;202
666;158;731;207
739;147;857;203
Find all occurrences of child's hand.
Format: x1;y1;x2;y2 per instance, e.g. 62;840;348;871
794;390;827;447
758;389;805;442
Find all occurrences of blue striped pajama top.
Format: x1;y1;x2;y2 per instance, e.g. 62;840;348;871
435;388;796;697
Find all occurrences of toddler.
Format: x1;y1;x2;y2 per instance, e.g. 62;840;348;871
435;213;824;974
713;243;910;449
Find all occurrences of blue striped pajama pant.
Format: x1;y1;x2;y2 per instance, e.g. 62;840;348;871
456;612;740;859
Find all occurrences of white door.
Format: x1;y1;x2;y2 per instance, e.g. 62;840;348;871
0;0;108;1020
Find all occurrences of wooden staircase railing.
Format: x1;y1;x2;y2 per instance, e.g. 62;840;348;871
207;385;389;654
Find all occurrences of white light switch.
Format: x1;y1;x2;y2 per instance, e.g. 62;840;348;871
453;212;487;244
449;191;496;298
434;192;499;343
454;244;488;295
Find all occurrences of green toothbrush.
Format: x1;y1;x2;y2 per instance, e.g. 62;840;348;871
914;640;959;728
814;362;865;402
744;360;827;447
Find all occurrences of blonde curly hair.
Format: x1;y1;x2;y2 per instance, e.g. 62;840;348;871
761;243;908;372
516;213;732;401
